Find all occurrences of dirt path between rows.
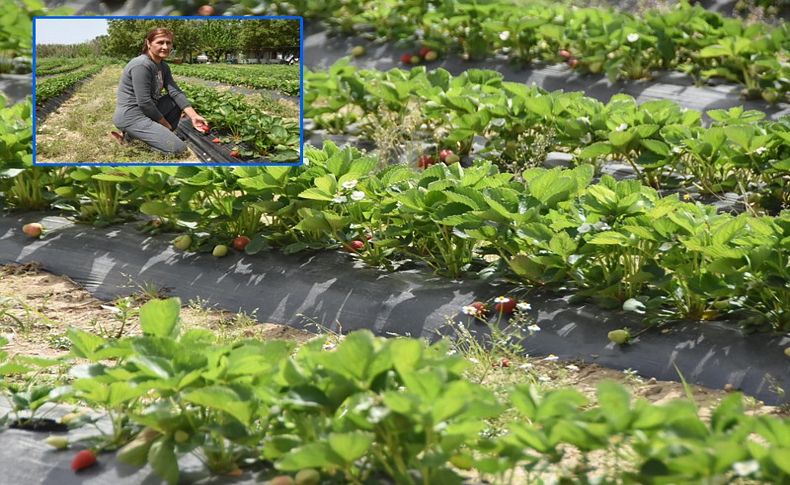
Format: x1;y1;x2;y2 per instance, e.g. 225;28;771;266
35;65;200;164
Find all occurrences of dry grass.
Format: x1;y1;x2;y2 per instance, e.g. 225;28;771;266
35;66;200;164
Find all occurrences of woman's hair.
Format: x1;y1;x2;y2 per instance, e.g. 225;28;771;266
141;27;174;54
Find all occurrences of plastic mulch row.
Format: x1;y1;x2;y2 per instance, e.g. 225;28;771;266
1;213;787;405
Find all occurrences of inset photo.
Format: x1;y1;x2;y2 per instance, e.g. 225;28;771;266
33;16;303;165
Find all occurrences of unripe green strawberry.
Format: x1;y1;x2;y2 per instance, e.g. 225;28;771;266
60;412;86;425
116;427;160;466
212;244;229;257
608;329;630;345
762;89;780;104
424;50;438;61
45;436;69;450
174;430;189;443
445;153;460;164
410;55;421;65
784;347;790;358
294;469;320;485
173;234;192;251
351;46;365;57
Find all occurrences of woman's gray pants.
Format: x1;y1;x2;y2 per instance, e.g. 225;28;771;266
120;96;187;154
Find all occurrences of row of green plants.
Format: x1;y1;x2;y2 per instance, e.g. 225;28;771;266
35;57;89;76
1;298;788;484
306;61;789;210
215;0;789;100
2;141;787;331
180;82;301;162
171;63;300;96
35;64;105;107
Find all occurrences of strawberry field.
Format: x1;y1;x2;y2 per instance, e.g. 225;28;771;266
1;0;790;484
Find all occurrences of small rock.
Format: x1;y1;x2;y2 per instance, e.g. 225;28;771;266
724;383;736;392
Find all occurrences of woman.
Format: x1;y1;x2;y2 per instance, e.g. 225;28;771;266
111;27;208;154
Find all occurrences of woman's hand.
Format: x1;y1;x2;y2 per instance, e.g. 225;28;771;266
183;107;208;132
190;114;208;132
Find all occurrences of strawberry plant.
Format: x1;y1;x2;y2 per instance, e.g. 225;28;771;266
170;63;300;96
5;299;790;483
180;83;300;162
36;65;104;106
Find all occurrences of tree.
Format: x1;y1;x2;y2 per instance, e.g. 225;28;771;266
196;20;240;62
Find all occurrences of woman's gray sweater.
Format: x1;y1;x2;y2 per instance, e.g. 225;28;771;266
112;54;191;129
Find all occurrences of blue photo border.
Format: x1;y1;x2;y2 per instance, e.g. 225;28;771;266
32;15;304;167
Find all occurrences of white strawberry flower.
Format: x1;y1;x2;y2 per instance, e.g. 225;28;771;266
623;298;646;314
517;302;532;311
754;146;768;155
577;116;591;125
627;33;640;43
341;179;358;190
732;460;759;477
494;296;510;303
332;195;348;204
499;31;510;41
462;305;478;316
581;133;592;144
527;324;541;332
615;123;628;132
350;190;365;201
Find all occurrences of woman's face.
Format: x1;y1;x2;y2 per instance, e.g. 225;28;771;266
148;35;173;60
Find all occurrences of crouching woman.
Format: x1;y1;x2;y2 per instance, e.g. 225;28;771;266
112;27;207;154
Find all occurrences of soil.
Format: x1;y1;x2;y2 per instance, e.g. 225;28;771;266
0;263;783;419
0;263;312;361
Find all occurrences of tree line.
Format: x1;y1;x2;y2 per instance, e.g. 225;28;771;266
37;19;300;62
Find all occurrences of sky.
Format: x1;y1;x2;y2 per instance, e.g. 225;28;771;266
35;19;109;45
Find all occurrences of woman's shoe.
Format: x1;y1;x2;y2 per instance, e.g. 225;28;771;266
110;131;127;145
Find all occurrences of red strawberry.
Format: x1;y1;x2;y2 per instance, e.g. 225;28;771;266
230;150;240;158
419;46;431;58
232;235;251;251
499;358;510;368
470;301;487;316
197;5;215;15
417;154;435;169
439;149;454;162
71;449;97;472
344;240;365;252
400;53;413;64
494;297;517;314
558;49;572;59
568;58;579;68
212;137;221;143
